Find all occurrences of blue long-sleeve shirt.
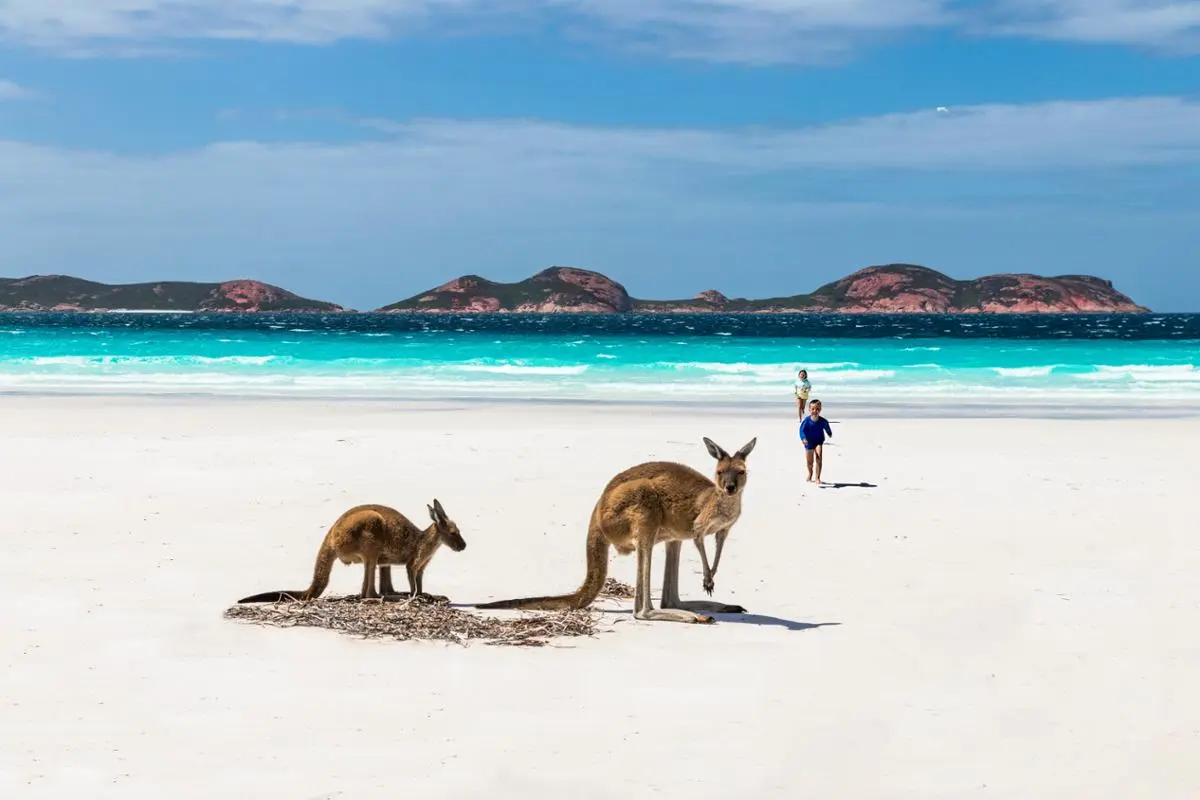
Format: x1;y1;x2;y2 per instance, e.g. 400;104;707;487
799;415;832;449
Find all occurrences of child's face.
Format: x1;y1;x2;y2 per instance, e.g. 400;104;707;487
810;404;821;417
799;371;807;379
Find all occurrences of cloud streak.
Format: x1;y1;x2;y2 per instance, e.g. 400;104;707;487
300;95;1200;170
985;0;1200;51
0;1;1197;62
0;79;34;100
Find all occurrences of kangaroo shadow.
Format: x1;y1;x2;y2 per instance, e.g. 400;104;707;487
711;613;841;631
819;481;877;489
593;606;838;632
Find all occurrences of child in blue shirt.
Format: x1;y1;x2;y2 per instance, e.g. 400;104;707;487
799;398;833;483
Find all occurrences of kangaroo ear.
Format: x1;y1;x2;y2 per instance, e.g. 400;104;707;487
703;437;729;461
734;437;758;460
427;503;438;522
433;498;446;519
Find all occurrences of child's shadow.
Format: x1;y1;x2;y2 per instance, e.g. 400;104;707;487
820;481;877;489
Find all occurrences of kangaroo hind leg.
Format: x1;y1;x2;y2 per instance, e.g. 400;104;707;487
360;554;381;599
661;540;747;615
407;563;448;604
632;527;713;624
379;565;413;600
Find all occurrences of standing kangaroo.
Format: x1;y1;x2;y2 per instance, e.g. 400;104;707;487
237;499;466;604
475;436;756;624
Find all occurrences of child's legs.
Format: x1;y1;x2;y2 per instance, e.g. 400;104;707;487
813;444;824;480
804;447;815;477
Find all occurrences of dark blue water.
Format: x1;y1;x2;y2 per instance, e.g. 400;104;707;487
2;311;1198;339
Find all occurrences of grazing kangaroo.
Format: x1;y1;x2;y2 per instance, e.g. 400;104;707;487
475;436;756;624
237;499;466;604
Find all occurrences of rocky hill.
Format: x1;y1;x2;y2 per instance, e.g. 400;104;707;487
379;264;1148;314
377;267;634;313
0;264;1148;314
0;275;345;312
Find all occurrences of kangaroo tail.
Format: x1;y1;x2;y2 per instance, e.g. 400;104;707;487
475;511;609;611
236;589;310;603
237;541;337;604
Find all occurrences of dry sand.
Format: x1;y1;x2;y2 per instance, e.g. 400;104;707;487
1;396;1198;799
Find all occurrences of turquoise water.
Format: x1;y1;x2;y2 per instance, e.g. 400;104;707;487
1;312;1198;405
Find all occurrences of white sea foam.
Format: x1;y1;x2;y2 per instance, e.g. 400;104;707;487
1080;364;1200;382
992;366;1061;377
705;368;896;384
455;364;589;376
657;361;860;374
2;366;1197;404
27;355;279;367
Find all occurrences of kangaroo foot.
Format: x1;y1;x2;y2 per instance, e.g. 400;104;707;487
663;598;748;614
382;592;449;605
634;606;715;624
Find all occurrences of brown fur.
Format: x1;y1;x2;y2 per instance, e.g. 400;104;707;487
475;436;756;624
237;499;466;603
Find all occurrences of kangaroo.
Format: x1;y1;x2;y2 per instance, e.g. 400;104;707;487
237;499;466;604
475;436;756;624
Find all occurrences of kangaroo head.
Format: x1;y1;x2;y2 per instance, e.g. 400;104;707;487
702;436;757;496
427;498;466;551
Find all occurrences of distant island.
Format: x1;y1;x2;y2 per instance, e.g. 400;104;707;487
0;275;344;313
0;264;1149;314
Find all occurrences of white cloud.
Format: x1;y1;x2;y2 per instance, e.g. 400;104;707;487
0;79;34;100
985;1;1200;51
544;0;952;64
1;0;1195;62
354;96;1200;171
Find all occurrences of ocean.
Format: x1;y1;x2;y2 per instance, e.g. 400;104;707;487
2;312;1198;408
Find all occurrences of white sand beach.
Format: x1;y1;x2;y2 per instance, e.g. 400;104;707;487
1;396;1197;799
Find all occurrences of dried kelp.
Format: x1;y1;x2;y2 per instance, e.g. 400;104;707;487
224;594;601;648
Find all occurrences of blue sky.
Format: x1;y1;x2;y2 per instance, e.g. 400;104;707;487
0;2;1197;311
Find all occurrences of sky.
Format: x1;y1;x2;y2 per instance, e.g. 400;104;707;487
0;2;1197;312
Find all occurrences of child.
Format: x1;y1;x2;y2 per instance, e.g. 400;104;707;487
799;398;833;484
793;369;811;420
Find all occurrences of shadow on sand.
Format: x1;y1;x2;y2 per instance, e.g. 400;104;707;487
593;607;840;632
819;481;877;489
709;613;840;631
